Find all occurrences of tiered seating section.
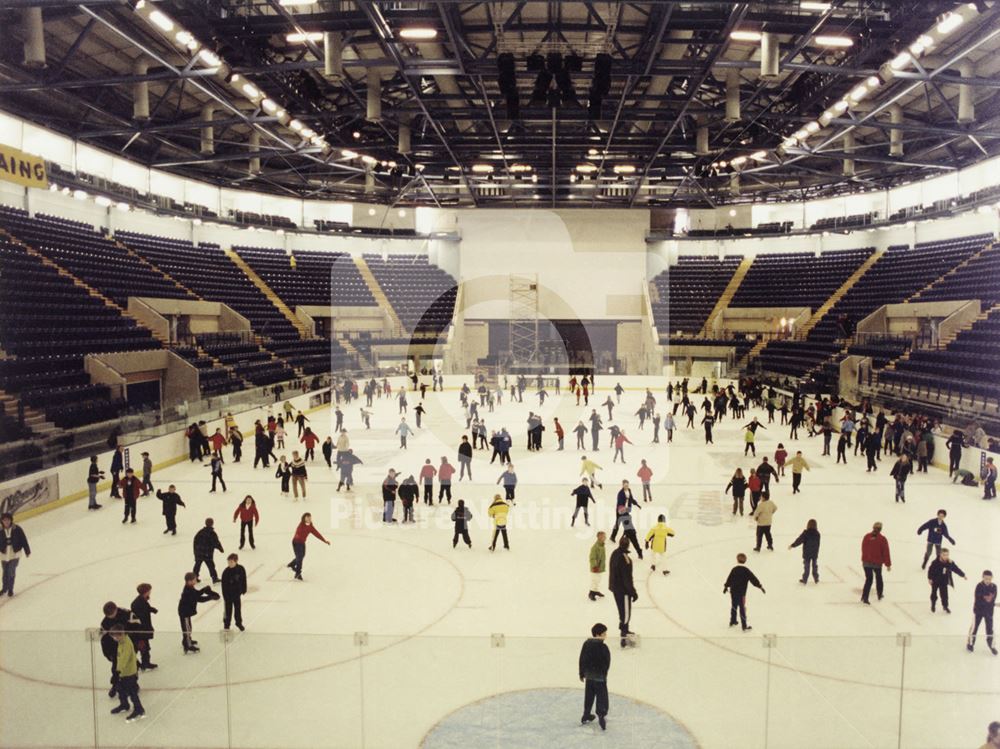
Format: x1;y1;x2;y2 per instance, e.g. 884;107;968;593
881;308;1000;403
650;256;742;336
731;247;873;308
0;210;194;307
362;254;458;337
118;232;300;341
233;246;375;307
755;235;993;383
914;242;1000;306
0;226;158;428
172;346;244;397
198;337;296;386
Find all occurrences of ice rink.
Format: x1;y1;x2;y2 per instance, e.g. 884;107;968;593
1;376;998;749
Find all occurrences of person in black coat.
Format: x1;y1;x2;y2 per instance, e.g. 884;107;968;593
723;553;765;631
110;445;125;497
336;450;362;492
789;519;821;585
451;500;472;548
221;554;247;631
570;480;596;527
192;518;224;584
322;437;334;468
130;583;158;670
457;436;473;480
0;513;30;597
253;429;271;469
100;601;133;696
155;485;185;535
945;431;964;476
608;537;638;648
178;572;219;653
578;622;612;730
398;475;419;523
755;458;779;493
927;548;966;614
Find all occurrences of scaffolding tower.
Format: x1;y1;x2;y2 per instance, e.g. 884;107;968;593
508;274;540;365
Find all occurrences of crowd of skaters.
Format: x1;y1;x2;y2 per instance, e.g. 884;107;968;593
3;369;998;733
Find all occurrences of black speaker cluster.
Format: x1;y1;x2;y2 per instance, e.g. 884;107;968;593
495;53;611;117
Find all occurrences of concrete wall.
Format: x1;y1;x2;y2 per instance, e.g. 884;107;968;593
716;306;810;336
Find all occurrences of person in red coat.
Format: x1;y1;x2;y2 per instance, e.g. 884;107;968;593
438;458;455;504
554;418;565;450
861;522;892;605
120;469;144;525
300;428;320;461
287;513;329;581
232;496;260;550
208;429;227;459
419;459;437;506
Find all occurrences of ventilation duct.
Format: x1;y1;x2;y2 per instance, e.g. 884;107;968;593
957;61;975;123
843;131;855;177
200;106;214;155
22;7;45;68
398;119;411;155
132;59;149;121
729;174;740;196
249;131;261;175
725;70;741;123
889;104;903;157
760;33;780;79
366;70;382;122
696;123;710;156
324;32;343;80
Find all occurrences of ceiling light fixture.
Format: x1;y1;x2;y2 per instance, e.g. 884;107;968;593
730;30;763;42
148;10;174;31
278;0;315;5
286;32;323;43
936;12;964;34
197;49;221;67
341;149;358;159
889;51;913;70
399;27;438;40
613;164;636;174
800;1;832;10
813;35;853;47
471;164;494;173
750;150;767;161
576;164;598;173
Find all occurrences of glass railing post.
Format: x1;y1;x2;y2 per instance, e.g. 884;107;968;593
86;628;100;749
763;633;776;749
896;632;910;749
355;631;368;749
222;629;234;749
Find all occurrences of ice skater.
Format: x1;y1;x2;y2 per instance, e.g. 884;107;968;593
178;572;219;653
207;454;227;493
789;519;821;584
0;512;30;597
967;570;997;654
451;500;473;549
636;460;653;502
917;510;955;569
221;553;247;631
790;451;809;494
496;463;518;504
726;468;747;516
644;515;675;575
861;522;892;605
580;456;603;489
723;553;765;631
275;457;291;496
488;494;511;551
192;518;224;584
287;513;330;581
608;537;638;648
751;492;777;552
579;623;611;731
120;468;143;524
927;548;966;614
458;436;473;480
129;583;157;670
140;452;153;496
233;496;259;550
571;479;596;527
588;532;606;601
609;480;639;545
108;625;145;722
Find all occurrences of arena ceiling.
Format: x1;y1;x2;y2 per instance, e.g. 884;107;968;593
1;0;999;208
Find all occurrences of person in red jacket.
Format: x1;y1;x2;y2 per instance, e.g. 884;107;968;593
747;469;763;513
120;468;144;525
613;432;633;464
300;428;320;461
554;418;565;451
208;429;227;460
861;522;892;605
636;460;654;502
438;457;455;504
419;459;437;506
232;496;260;550
287;513;329;581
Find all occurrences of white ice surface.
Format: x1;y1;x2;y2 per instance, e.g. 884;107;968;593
1;377;998;748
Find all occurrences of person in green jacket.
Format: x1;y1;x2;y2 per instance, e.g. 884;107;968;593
644;515;676;576
109;624;145;722
588;532;607;601
488;494;511;552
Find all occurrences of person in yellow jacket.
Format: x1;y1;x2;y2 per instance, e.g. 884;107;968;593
789;451;810;495
644;515;676;576
488;494;511;552
109;624;145;721
580;456;604;489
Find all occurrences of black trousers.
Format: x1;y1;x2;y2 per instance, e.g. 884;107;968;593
453;528;471;547
490;526;509;550
224;597;243;628
612;590;631;637
180;615;195;651
193;556;218;583
164;512;177;534
792;473;802;493
439;484;452;503
949;452;961;475
110;470;121;497
117;674;143;713
571;504;589;525
862;565;884;602
583;679;609;719
930;582;949;610
239;521;255;549
754;525;773;551
969;612;994;648
423;483;433;504
729;591;747;627
123;497;137;522
503;485;515;501
623;529;642;558
801;557;818;583
211;474;227;491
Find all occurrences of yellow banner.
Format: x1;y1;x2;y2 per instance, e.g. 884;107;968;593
0;144;48;189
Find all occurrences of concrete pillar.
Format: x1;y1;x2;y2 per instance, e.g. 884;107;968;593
729;173;740;196
889;104;903;157
957;61;975;123
843;131;855;177
696;123;710;156
398;119;411;155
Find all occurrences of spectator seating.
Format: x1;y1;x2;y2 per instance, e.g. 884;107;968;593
880;308;1000;404
0;208;195;307
233;245;375;307
118;232;301;341
650;256;742;336
199;336;296;386
171;346;244;397
362;254;458;337
0;229;158;427
264;339;353;375
665;337;754;360
731;247;873;309
913;242;1000;306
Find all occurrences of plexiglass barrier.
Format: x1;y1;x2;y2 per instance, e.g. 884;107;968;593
0;632;996;748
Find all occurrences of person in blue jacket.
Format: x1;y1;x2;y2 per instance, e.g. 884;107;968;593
917;510;956;570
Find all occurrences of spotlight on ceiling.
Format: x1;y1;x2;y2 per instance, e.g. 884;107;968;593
399;27;438;40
